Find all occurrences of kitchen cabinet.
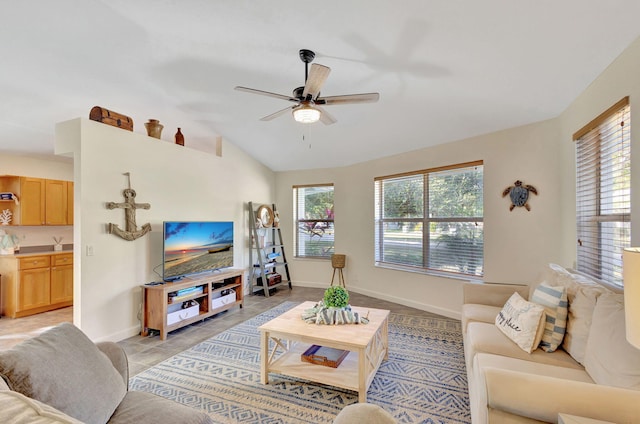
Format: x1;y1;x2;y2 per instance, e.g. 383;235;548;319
19;259;51;311
45;179;68;225
0;176;72;225
19;177;45;225
67;181;74;225
50;254;73;304
0;252;73;318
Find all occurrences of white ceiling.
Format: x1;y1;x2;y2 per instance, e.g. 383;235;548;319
2;1;640;171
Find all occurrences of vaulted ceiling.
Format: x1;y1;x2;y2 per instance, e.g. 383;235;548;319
2;1;640;171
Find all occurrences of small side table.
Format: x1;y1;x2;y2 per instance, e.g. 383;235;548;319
558;414;615;424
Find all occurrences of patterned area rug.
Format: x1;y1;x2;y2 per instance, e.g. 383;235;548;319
130;302;470;424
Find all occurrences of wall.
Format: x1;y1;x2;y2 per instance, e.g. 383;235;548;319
0;155;73;248
0;155;73;181
276;118;563;319
55;118;275;341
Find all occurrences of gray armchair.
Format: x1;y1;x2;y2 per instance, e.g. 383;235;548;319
0;322;212;424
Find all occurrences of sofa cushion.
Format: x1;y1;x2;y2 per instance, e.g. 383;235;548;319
465;322;583;371
470;353;593;424
0;390;84;424
475;353;594;384
0;323;126;424
109;390;213;424
531;283;568;352
495;292;546;353
482;362;639;423
584;293;640;390
542;263;608;363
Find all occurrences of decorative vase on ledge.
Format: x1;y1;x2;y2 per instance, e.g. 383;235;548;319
144;119;163;139
175;128;184;146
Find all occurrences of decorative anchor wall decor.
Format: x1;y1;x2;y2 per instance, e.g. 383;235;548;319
106;172;151;241
502;180;538;211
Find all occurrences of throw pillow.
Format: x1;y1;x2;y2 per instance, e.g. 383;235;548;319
0;390;84;424
541;263;609;363
531;283;568;352
495;292;546;353
543;263;578;299
583;293;640;390
562;285;605;364
0;323;126;424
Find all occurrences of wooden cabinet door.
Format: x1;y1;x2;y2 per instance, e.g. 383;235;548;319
51;264;73;304
45;179;68;225
20;177;45;225
18;268;50;311
66;181;74;225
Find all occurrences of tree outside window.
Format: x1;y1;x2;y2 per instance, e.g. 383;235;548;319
294;184;334;258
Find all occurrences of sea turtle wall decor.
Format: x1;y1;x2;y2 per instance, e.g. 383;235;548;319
502;180;538;211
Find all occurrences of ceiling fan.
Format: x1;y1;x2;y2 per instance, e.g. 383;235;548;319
235;49;379;125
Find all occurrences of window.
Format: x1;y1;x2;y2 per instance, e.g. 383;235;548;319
293;184;334;258
374;161;484;277
574;97;630;287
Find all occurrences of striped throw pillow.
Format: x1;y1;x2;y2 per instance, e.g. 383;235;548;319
531;283;568;352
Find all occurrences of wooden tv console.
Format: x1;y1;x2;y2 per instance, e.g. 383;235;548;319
140;268;244;340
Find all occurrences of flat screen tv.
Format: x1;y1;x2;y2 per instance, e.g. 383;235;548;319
163;221;234;281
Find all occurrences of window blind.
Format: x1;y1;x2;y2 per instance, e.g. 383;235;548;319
374;161;484;277
575;97;630;287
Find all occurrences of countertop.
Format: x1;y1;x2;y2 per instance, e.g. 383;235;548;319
0;244;74;258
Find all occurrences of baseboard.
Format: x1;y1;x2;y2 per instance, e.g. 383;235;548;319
93;324;141;343
292;281;461;320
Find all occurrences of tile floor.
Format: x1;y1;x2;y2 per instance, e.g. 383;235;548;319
0;306;73;350
0;286;445;376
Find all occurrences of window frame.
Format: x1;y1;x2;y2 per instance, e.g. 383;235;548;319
374;160;484;278
293;183;335;259
573;97;630;287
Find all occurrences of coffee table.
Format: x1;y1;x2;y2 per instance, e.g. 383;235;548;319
258;301;390;402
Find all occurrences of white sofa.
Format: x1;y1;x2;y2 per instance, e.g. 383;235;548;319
462;264;640;423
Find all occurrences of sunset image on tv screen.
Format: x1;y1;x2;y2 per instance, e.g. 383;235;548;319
163;221;233;280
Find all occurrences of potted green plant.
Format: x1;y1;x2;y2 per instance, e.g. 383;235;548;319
323;286;349;309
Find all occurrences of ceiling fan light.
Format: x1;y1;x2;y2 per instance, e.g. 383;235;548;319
293;105;321;123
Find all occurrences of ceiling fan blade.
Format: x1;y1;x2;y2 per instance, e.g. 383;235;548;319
316;106;337;125
235;86;298;103
302;64;331;99
317;92;380;105
260;105;296;121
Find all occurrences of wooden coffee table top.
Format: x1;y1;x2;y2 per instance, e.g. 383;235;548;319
259;301;390;349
